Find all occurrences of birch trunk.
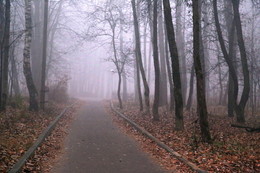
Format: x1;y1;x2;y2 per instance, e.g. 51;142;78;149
24;0;39;111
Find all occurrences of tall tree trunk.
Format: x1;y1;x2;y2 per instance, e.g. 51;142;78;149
164;24;174;112
31;0;43;93
163;0;184;130
217;46;223;105
198;0;206;99
176;0;187;105
232;0;250;123
10;8;20;97
0;1;4;39
250;4;256;116
186;65;195;111
117;72;123;109
1;0;11;111
192;0;211;142
10;43;20;96
213;0;239;119
152;0;160;120
122;73;127;101
135;51;143;111
133;0;141;105
40;0;49;110
147;0;152;87
158;0;167;107
119;9;127;102
201;2;210;100
24;0;39;111
143;18;148;74
0;0;4;109
227;29;237;117
111;26;123;109
224;0;236;117
134;48;138;102
147;38;152;86
132;0;150;112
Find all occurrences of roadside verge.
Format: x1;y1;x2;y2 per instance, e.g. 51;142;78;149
8;102;76;173
110;101;207;173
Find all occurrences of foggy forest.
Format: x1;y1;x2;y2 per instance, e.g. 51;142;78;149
0;0;260;172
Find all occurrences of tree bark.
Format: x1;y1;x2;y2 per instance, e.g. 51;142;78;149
164;24;174;112
192;0;211;142
0;0;11;111
224;0;236;117
117;72;123;109
217;46;223;105
163;0;184;130
232;0;250;123
213;0;239;118
201;2;210;100
176;0;187;105
158;0;167;107
132;0;150;112
40;0;49;110
147;0;152;87
31;0;43;93
24;0;39;111
186;65;195;111
119;9;127;102
111;27;123;109
152;0;160;120
135;51;143;111
10;43;20;96
0;1;4;109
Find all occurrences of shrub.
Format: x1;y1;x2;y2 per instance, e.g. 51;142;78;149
48;76;69;103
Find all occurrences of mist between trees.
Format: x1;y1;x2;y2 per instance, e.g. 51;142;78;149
0;0;260;142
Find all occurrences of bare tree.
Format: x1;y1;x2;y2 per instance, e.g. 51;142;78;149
232;0;250;123
176;0;187;105
192;0;211;142
158;0;167;107
213;0;238;117
0;0;11;111
152;0;160;120
132;0;150;113
23;0;39;111
213;0;249;123
163;0;184;130
40;0;49;110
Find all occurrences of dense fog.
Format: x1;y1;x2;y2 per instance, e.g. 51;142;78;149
1;1;260;172
0;0;260;125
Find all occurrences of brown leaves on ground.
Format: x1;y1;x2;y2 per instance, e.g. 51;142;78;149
107;101;260;173
0;100;82;173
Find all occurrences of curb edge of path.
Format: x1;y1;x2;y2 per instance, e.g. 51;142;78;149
8;102;77;173
110;101;207;173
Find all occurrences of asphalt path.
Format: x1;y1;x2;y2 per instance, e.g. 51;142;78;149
52;100;166;173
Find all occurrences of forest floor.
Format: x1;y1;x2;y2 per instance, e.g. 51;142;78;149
0;99;80;172
107;101;260;173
